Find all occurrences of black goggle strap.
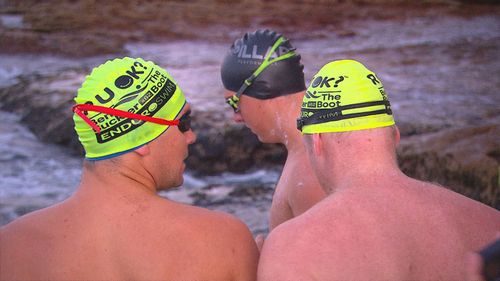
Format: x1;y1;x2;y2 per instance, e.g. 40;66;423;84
226;36;297;112
297;100;393;131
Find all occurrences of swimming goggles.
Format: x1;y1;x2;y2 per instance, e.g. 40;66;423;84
73;104;191;133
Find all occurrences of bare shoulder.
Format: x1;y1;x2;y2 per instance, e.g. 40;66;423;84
412;179;499;218
278;153;325;217
157;201;259;280
0;208;58;279
258;198;353;280
258;212;318;280
201;208;257;246
0;206;57;240
167;200;256;239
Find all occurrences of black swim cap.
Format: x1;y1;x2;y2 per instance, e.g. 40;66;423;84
221;29;306;100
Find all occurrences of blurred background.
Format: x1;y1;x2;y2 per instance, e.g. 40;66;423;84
0;0;499;235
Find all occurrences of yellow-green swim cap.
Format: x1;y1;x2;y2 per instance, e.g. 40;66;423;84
73;57;186;160
297;59;394;134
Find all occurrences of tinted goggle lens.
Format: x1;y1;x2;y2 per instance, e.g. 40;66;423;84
178;112;192;132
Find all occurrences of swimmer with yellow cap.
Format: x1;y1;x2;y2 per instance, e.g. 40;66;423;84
259;59;500;281
297;59;395;134
73;57;189;160
0;57;259;280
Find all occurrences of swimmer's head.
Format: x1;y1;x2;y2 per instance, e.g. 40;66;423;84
297;59;395;134
221;29;306;112
73;57;187;160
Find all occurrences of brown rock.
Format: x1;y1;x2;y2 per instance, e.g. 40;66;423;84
398;124;500;209
186;111;286;175
0;72;85;155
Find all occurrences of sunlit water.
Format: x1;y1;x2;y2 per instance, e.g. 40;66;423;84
0;14;498;233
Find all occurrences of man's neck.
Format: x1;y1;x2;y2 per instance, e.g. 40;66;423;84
321;135;403;194
279;125;305;152
330;161;403;192
274;92;306;152
76;160;158;198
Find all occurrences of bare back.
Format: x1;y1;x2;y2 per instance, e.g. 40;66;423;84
269;149;326;230
259;175;500;280
1;193;258;280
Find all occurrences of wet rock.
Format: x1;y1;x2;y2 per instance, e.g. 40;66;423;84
0;72;84;155
0;73;286;174
188;111;286;174
14;205;42;217
397;120;452;137
229;185;274;199
187;184;273;235
398;124;500;209
190;187;234;207
191;184;274;207
0;212;13;227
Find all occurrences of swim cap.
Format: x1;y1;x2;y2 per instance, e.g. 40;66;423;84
221;29;306;100
73;57;186;160
298;60;394;134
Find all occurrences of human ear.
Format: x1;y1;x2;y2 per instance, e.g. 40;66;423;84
394;126;401;146
312;133;323;157
134;144;151;157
